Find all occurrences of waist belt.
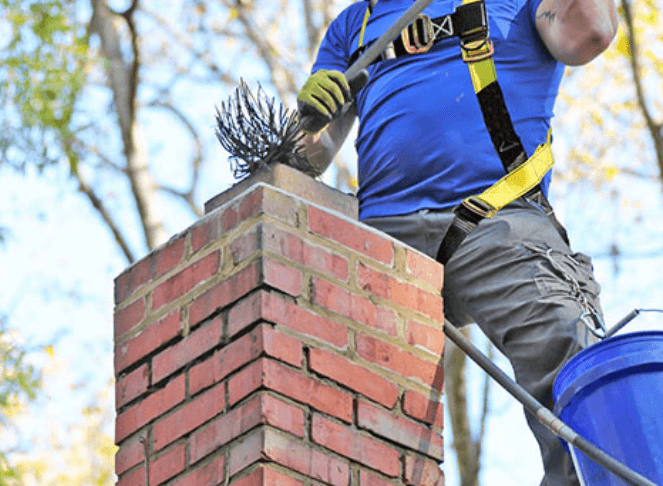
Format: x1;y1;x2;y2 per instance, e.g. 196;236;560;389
351;0;569;265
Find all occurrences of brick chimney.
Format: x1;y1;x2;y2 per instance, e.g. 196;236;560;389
113;164;445;486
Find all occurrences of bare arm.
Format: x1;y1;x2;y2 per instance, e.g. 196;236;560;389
301;103;358;176
535;0;618;65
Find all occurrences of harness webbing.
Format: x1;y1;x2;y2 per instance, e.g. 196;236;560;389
436;0;568;264
352;0;568;264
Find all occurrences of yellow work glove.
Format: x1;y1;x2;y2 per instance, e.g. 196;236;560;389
297;69;351;135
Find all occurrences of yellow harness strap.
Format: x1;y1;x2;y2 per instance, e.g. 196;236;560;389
463;134;554;217
459;0;553;218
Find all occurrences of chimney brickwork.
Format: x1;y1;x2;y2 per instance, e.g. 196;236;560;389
113;165;445;486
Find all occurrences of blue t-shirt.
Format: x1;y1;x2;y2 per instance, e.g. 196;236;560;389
312;0;565;219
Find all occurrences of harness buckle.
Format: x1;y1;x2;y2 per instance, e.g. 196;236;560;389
401;14;435;54
461;38;494;62
461;196;497;218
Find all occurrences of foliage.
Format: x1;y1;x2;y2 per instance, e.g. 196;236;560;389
554;0;663;191
10;382;117;486
0;0;89;173
0;319;41;485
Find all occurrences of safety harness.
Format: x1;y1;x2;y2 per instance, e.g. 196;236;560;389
349;0;568;265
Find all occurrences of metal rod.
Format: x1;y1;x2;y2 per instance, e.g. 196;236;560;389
295;0;435;136
344;0;435;81
443;320;658;486
604;309;641;338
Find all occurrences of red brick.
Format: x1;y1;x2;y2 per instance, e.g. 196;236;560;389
406;320;445;356
114;237;186;305
263;429;350;486
152;250;220;311
311;277;397;335
152;314;222;384
232;467;305;486
114;297;146;338
229;226;260;264
356;334;444;388
189;261;261;327
115;436;144;476
190;393;306;464
115;258;151;306
263;258;302;297
263;224;349;281
176;454;225;486
238;185;267;223
308;348;398;408
308;206;393;264
115;374;185;443
150;441;186;485
116;363;149;409
404;454;445;486
191;215;222;253
228;428;263;476
115;309;182;374
262;223;303;261
311;414;399;477
406;250;443;292
402;390;444;429
262;186;299;227
228;358;353;423
222;204;240;233
228;291;348;348
305;242;349;281
359;470;395;486
116;466;144;486
154;236;186;279
357;400;443;460
153;382;226;451
357;263;443;321
189;324;303;396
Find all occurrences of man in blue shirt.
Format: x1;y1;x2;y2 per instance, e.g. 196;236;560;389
297;0;617;484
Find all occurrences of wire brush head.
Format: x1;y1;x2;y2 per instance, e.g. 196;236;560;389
216;81;315;180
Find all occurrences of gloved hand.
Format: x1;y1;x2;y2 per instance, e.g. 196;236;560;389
297;69;351;134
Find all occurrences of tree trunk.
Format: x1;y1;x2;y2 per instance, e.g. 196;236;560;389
89;0;168;250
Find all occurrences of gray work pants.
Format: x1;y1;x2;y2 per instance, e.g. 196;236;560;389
363;198;602;486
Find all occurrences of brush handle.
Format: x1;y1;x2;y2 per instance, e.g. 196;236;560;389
299;0;436;132
345;0;435;82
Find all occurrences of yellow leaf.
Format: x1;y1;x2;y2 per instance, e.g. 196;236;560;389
229;8;239;20
644;10;658;25
615;33;631;57
604;166;619;180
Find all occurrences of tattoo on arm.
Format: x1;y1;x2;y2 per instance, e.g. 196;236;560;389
538;10;556;25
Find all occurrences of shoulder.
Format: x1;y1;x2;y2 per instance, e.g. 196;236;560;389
331;1;370;32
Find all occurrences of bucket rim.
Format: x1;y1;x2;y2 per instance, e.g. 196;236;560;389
554;331;663;415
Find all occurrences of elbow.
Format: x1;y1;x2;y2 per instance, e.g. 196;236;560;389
564;19;618;65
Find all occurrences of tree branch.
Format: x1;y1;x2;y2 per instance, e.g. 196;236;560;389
158;186;203;218
620;0;663;186
148;100;204;190
89;0;168;250
74;170;135;264
140;7;236;85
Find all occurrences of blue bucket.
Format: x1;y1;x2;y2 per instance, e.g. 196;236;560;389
553;331;663;486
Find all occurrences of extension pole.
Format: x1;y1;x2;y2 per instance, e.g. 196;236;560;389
443;320;658;486
296;0;435;135
344;0;435;81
